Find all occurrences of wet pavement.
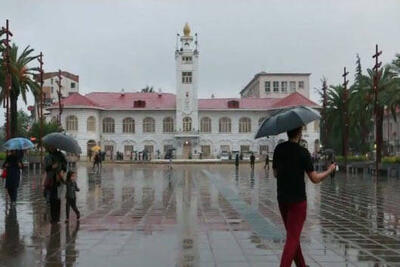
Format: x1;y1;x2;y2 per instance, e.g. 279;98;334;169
1;164;400;267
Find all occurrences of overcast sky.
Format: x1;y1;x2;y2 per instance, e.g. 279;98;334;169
1;0;400;124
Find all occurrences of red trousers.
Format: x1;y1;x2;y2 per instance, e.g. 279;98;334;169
279;200;307;267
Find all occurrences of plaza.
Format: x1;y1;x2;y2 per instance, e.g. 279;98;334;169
1;164;400;266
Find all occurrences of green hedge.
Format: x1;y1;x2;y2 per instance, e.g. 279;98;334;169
0;152;6;160
382;156;400;164
336;155;368;162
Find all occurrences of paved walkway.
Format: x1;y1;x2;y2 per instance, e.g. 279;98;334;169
0;164;400;266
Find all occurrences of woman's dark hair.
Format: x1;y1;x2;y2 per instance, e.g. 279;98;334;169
287;127;302;139
66;171;75;181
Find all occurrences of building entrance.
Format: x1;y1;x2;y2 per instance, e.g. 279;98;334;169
183;141;192;159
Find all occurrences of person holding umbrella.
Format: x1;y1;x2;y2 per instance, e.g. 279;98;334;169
255;106;336;267
2;137;34;205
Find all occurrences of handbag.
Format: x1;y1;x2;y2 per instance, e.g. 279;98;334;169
1;169;7;179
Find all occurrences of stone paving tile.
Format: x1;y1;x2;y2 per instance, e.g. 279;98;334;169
1;164;400;266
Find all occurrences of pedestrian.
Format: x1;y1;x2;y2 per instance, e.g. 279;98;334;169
65;171;80;223
273;126;335;267
264;154;270;169
250;152;255;169
235;153;239;168
49;169;65;224
44;145;67;224
2;150;23;205
92;152;100;172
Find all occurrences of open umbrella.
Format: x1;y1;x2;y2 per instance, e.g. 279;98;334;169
2;137;34;151
91;145;101;152
255;106;320;139
43;133;82;154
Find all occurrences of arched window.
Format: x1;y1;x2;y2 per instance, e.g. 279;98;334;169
163;117;174;133
66;115;78;131
200;117;211;133
87;116;96;132
239;117;251;133
103;117;115;133
143;117;155;133
219;117;231;133
123;118;135;133
183;117;192;132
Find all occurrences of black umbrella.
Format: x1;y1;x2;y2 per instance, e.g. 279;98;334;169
43;133;82;154
255;106;320;139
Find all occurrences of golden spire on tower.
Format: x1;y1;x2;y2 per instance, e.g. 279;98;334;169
183;22;191;37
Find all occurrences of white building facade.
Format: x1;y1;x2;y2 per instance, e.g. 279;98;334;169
49;24;320;160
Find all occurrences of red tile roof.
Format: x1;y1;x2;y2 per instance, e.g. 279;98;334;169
272;92;319;108
50;92;319;111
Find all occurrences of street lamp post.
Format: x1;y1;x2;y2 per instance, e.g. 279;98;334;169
1;19;13;140
37;52;44;167
342;67;349;170
372;44;382;178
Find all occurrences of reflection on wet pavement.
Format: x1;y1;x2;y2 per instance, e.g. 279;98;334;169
1;164;400;266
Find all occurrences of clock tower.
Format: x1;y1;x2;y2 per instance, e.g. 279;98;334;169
175;23;199;133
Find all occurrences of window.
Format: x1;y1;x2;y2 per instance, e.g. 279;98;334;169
298;81;304;89
200;117;211;133
281;81;288;93
143;117;155;133
219;117;231;133
314;120;320;132
273;81;279;92
240;145;250;153
144;145;154;154
290;81;296;92
201;145;211;157
182;72;192;84
87;116;96;132
265;81;271;93
123;118;135;133
239;117;251;133
133;100;146;108
182;56;192;64
163;117;174;133
51;78;53;85
71;82;76;88
220;145;230;152
66;115;78;131
124;145;133;156
183;117;192;132
227;100;239;108
103;118;115;133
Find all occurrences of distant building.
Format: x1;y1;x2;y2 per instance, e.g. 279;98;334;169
48;24;320;159
382;110;400;156
34;71;79;119
240;72;311;99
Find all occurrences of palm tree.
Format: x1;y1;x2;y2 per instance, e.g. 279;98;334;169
325;85;345;154
363;65;398;162
0;44;39;138
141;85;154;93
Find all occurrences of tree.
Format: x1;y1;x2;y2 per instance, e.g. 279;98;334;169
15;110;31;137
325;85;345;153
363;65;398;162
0;44;39;138
28;119;63;142
141;85;154;93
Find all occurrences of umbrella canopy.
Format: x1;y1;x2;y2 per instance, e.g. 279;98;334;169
2;137;35;151
255;106;320;139
91;145;101;152
43;133;82;154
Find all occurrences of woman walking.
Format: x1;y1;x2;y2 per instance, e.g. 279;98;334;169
3;151;23;205
273;127;335;267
